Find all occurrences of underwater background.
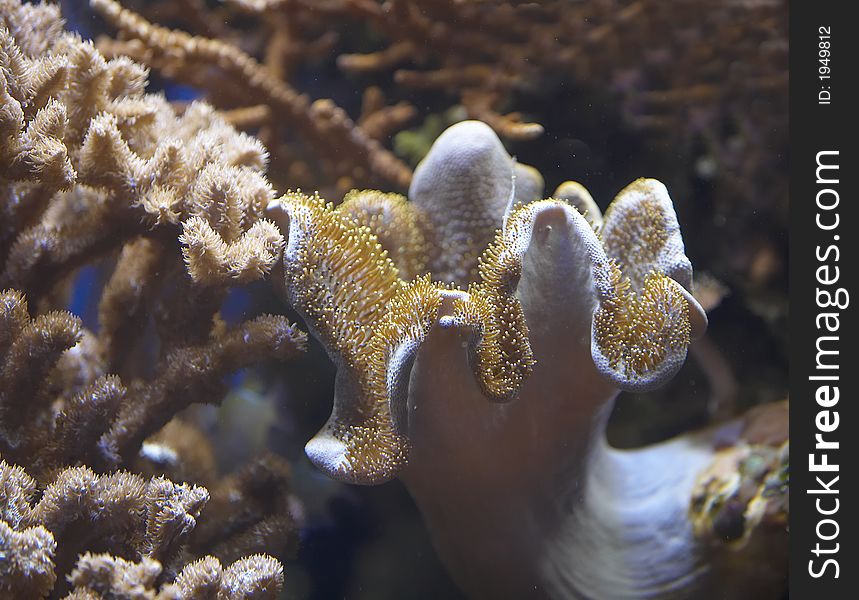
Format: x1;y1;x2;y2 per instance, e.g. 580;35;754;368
2;1;787;598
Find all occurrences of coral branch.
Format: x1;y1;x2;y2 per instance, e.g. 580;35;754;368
0;520;57;598
220;554;284;599
0;459;37;527
66;553;161;599
190;455;297;564
180;217;284;285
0;456;288;598
1;4;303;596
90;0;412;190
97;237;164;372
98;315;307;468
1;189;137;301
0;307;82;448
35;376;126;476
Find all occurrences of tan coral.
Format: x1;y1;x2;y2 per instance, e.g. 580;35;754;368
1;5;303;596
189;454;297;565
0;456;288;599
2;0;286;302
165;553;284;600
180;216;284;285
0;291;82;449
0;519;57;598
90;0;412;191
0;17;74;190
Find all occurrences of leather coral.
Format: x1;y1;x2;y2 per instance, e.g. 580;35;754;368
268;120;786;598
269;120;705;483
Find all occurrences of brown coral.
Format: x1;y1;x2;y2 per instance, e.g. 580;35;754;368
0;519;57;598
1;2;304;596
90;0;413;194
1;436;294;598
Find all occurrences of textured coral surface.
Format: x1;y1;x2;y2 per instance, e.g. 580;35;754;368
2;0;788;598
2;1;302;596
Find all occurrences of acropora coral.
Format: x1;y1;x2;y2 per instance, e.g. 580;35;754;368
2;0;301;596
2;1;788;598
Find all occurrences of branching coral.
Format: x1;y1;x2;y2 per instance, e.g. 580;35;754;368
94;0;786;177
1;459;286;599
1;17;284;299
267;120;787;598
2;1;305;596
90;0;413;194
188;454;298;566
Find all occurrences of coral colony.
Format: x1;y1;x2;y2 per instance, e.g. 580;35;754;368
2;1;787;599
267;121;788;598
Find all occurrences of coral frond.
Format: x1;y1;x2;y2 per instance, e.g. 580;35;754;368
601;178;707;338
409;120;515;285
275;190;403;367
273;193;446;483
552;181;603;230
601;179;675;290
444;201;539;401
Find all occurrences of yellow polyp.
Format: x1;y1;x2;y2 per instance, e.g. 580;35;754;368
601;182;671;289
283;193;452;480
309;278;445;482
448;203;536;403
594;264;691;379
336;190;431;280
282;190;403;358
